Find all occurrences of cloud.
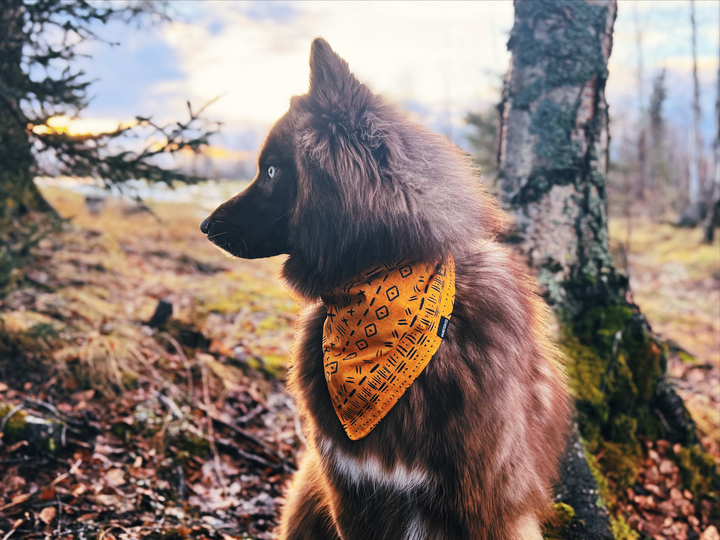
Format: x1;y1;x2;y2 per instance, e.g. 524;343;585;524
70;0;716;167
157;1;513;128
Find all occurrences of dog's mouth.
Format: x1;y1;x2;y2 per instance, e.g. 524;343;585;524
200;214;253;258
200;180;293;260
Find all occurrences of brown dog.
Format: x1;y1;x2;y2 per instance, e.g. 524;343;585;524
201;38;569;540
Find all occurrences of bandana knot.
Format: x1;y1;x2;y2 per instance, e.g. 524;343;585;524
321;256;455;440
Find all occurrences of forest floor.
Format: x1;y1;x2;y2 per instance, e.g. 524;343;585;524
0;189;717;540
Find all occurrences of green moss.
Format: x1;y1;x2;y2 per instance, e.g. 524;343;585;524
596;441;641;494
560;330;607;451
0;403;29;442
674;444;720;499
542;502;575;540
610;515;640;540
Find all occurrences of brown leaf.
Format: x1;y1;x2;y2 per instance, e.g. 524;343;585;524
39;506;56;525
105;468;126;486
71;389;95;401
11;493;30;505
644;484;664;497
659;459;679;475
702;526;720;540
39;488;56;501
0;382;9;392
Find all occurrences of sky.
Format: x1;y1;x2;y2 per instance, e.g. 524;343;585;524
65;0;720;177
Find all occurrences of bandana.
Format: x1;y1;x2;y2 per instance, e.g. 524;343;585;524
321;256;455;440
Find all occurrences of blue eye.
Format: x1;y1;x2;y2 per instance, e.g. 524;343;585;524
268;166;276;178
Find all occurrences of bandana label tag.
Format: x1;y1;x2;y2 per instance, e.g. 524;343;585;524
437;316;450;339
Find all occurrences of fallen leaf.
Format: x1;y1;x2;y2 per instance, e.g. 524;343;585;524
71;389;95;401
659;459;679;475
702;526;720;540
39;506;56;525
105;468;126;486
0;382;8;392
39;487;56;501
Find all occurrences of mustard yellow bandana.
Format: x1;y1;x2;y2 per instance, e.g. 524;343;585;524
321;257;455;440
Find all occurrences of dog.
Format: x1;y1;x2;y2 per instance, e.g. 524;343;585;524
200;38;569;540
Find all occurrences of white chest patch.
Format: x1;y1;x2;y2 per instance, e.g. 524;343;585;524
319;440;431;493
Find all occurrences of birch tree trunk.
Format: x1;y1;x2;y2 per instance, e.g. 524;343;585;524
497;2;707;538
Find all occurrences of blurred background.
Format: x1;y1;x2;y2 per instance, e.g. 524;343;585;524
0;2;718;540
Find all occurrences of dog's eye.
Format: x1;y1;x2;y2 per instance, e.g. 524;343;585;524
267;166;276;178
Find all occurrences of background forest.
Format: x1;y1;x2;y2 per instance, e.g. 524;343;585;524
0;1;718;540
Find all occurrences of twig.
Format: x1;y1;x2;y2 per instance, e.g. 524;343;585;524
201;362;228;494
236;403;264;425
0;459;81;512
198;404;279;460
22;398;85;428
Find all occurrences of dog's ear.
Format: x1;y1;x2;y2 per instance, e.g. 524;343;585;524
308;38;360;110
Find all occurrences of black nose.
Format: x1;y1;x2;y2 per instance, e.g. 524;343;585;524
200;218;210;234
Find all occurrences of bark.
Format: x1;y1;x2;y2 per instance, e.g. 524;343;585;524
688;0;703;207
497;2;707;538
0;0;55;223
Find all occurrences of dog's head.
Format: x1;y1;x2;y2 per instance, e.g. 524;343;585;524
201;38;503;298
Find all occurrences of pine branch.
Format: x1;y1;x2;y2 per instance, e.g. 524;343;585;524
32;98;222;186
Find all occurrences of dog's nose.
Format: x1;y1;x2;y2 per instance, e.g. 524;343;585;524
200;218;210;234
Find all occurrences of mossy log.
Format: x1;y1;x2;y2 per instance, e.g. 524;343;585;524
0;403;64;453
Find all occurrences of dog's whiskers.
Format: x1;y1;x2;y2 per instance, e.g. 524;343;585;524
271;212;289;224
237;235;249;257
208;231;228;240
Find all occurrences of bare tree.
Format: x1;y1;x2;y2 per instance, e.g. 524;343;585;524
704;1;720;243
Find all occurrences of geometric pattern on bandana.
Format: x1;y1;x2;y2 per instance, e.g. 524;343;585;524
321;256;455;440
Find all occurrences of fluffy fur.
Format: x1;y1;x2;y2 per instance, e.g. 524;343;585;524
201;38;569;540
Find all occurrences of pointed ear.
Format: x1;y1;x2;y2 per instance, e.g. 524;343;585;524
308;38;355;102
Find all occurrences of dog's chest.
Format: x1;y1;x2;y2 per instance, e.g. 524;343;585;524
318;439;432;538
318;439;431;494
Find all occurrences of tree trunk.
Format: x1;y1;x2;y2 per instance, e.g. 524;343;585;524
0;0;57;288
497;1;706;537
0;0;53;221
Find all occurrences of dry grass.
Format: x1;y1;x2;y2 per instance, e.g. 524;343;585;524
0;187;298;396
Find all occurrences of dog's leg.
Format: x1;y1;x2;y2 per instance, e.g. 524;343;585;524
278;450;341;540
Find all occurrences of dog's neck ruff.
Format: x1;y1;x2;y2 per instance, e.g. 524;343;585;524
321;257;455;440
